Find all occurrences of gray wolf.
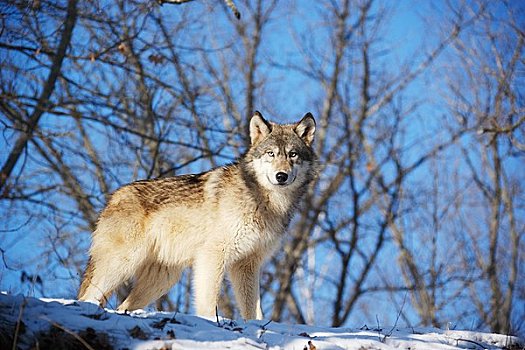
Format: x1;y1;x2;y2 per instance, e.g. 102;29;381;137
78;111;316;320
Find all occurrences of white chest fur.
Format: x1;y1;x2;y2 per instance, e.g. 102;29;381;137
215;200;285;265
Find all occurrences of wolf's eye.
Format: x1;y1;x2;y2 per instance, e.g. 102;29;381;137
289;151;298;158
266;150;274;157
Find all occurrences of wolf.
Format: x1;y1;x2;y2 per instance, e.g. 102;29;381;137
78;111;316;320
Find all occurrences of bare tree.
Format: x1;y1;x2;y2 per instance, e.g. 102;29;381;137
260;0;487;327
0;0;78;194
1;0;281;314
441;0;524;334
380;0;524;334
1;0;522;335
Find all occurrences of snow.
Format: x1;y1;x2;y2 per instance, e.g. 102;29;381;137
1;293;522;350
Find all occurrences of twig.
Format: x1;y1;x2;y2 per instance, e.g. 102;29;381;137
261;320;272;329
215;305;221;327
0;248;15;270
157;0;241;19
375;315;383;342
157;0;195;4
0;215;33;233
383;291;408;341
454;338;487;349
223;0;240;19
257;320;272;340
12;297;26;350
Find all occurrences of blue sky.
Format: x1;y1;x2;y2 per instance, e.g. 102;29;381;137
1;0;523;333
0;0;470;300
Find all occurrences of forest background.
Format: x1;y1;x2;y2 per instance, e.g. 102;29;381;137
0;0;523;337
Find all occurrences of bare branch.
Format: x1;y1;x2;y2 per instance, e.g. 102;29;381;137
0;0;78;195
158;0;241;19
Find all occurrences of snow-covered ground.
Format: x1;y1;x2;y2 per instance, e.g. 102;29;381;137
0;293;522;349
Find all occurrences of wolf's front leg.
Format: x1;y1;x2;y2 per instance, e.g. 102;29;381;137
229;256;263;320
193;251;225;317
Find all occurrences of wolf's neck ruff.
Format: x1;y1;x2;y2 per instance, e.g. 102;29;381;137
78;111;316;320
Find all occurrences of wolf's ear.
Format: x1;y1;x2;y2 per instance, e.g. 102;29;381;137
250;111;272;145
294;112;316;146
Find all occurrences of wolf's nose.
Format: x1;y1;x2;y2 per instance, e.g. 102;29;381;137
275;172;288;184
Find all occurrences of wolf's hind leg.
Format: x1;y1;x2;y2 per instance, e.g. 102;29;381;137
78;253;142;307
118;262;182;312
78;239;146;307
78;193;149;307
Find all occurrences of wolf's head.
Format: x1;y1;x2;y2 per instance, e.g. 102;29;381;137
244;111;316;191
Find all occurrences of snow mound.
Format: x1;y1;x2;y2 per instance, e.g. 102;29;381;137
0;293;522;350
